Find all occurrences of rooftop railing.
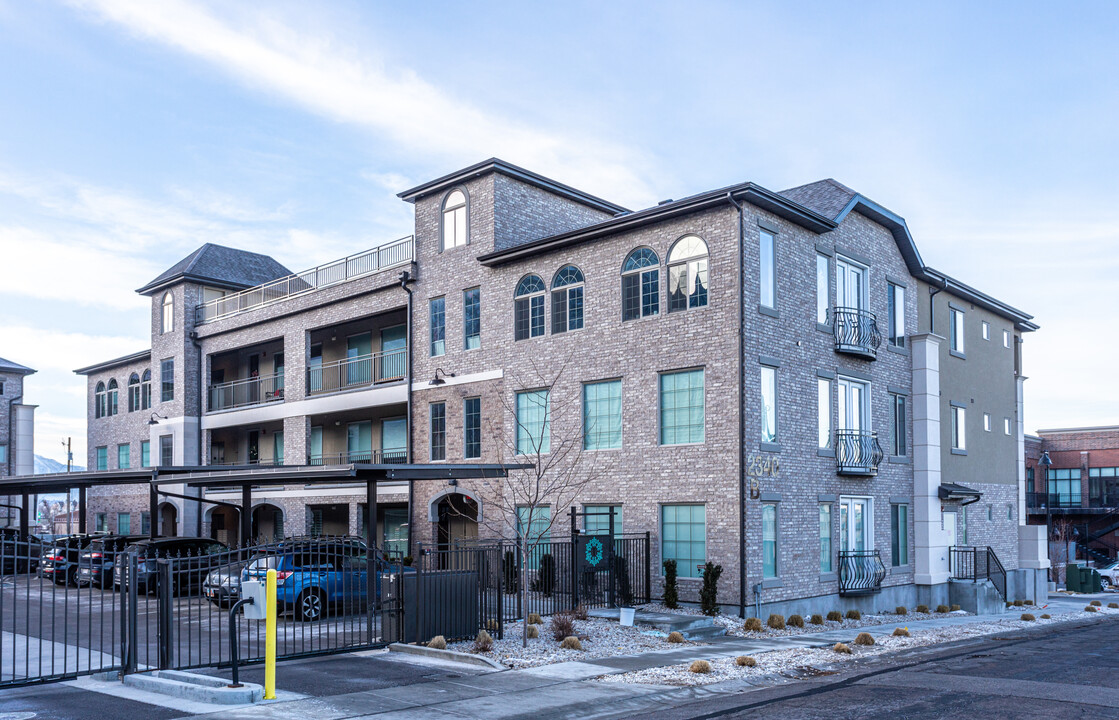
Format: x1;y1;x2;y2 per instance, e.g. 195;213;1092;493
194;236;414;325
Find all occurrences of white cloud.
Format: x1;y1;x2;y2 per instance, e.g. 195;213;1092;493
0;325;147;374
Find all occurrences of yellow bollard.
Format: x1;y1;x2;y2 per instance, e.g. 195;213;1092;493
264;568;277;700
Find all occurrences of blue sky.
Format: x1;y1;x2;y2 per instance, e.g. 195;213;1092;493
1;0;1117;464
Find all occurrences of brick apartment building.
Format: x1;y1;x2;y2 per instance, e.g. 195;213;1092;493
73;158;1047;615
1025;426;1119;563
0;357;36;527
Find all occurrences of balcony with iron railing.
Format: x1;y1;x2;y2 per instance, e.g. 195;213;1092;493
837;549;886;596
308;449;408;465
835;430;884;476
194;235;414;325
832;307;882;360
307;349;406;396
208;372;285;412
1026;491;1117;514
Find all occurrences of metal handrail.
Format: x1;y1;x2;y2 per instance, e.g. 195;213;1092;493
949;545;1007;601
835;430;884;475
208;372;285;412
307;449;408;466
837;549;886;596
194;236;414;324
307;349;406;395
832;307;882;358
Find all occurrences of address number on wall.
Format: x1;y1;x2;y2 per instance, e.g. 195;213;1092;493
746;455;779;478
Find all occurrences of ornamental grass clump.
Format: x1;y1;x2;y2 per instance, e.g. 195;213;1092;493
526;624;539;639
527;613;543;625
1109;603;1118;609
1086;605;1098;613
744;617;763;632
1090;600;1102;607
689;660;711;674
833;642;852;654
767;613;786;630
1013;599;1025;607
560;636;583;651
788;614;805;628
1020;613;1035;621
667;631;686;643
893;627;910;637
736;655;757;667
895;606;908;616
1041;613;1051;619
854;632;875;646
810;614;824;625
916;605;929;614
950;604;961;612
573;604;589;620
936;605;950;614
550;612;576;642
827;610;843;622
846;609;862;621
427;635;447;650
473;630;493;653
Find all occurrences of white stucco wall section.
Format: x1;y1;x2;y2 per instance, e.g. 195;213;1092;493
912;333;950;586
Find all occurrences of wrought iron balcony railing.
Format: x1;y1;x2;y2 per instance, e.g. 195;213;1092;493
949;545;1007;601
307;449;408;466
837;549;886;596
832;307;882;360
1026;491;1084;510
835;430;884;476
208;372;285;412
307;348;406;396
194;236;414;325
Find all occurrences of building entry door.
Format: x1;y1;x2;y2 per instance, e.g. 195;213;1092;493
943;510;958;547
839;497;872;551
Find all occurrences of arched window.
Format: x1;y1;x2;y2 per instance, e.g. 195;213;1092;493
141;369;152;410
514;274;546;341
667;235;709;311
128;373;141;412
621;248;660;321
94;381;106;419
441;189;468;251
550;265;585;334
106;379;119;417
161;292;174;334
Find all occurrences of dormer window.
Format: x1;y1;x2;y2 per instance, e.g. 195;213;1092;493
161;292;174;334
441;189;468;251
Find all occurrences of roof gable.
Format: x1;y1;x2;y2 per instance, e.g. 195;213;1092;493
0;357;35;375
137;244;292;296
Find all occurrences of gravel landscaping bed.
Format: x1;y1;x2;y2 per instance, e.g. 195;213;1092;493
446;616;706;670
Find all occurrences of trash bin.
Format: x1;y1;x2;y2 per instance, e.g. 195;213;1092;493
1066;564;1081;593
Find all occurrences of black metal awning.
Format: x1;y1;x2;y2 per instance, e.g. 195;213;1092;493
938;482;983;505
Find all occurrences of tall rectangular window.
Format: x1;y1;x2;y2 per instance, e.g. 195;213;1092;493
1003;330;1010;348
983;413;991;432
583;380;622;450
117;444;130;470
888;283;905;347
661;504;705;579
950;307;965;354
429;297;445;357
891;504;909;566
762;503;778;578
117;513;131;535
760;365;777;443
160;435;173;466
514;295;545;341
659;369;705;445
890;393;907;456
982;321;990;340
584;505;622;536
430;402;446;461
464;397;481;459
816;254;829;324
95;513;107;532
95;446;107;471
141;441;150;468
1047;468;1081;505
951;406;966;451
516;390;550;455
1005;417;1012;435
819;504;832;573
0;445;6;464
818;378;831;449
463;287;481;350
160;358;174;402
759;229;776;309
141;511;151;536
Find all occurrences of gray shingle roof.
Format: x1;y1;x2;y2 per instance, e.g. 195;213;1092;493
778;179;858;221
136;243;292;296
0;357;35;375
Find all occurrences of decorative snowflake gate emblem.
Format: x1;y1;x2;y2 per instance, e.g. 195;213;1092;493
585;537;605;567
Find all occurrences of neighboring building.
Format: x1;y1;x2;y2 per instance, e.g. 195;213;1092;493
76;158;1044;615
1025;427;1119;563
0;357;36;527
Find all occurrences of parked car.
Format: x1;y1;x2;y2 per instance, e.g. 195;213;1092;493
76;534;148;587
115;537;229;595
40;534;103;585
1097;560;1119;588
241;538;407;621
202;563;246;608
0;527;46;574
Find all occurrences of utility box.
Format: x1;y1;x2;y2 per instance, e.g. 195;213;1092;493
242;580;266;620
383;570;479;643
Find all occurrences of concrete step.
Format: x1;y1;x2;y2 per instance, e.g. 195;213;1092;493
949;579;1007;616
122;669;263;705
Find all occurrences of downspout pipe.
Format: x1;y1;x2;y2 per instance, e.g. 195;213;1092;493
927;278;947;334
400;270;415;559
190;330;204;536
726;191;748;619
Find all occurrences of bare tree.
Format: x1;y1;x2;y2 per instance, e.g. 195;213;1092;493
1049;518;1076;584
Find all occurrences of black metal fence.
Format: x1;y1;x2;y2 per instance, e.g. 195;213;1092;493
832;307;882;357
949;545;1006;601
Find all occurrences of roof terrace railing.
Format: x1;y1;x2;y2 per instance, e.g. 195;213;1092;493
195;235;414;325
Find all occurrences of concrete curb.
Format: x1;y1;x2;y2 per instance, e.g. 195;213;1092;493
122;669;264;705
388;642;506;670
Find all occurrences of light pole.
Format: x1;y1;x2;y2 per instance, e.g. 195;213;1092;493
1039;451;1053;578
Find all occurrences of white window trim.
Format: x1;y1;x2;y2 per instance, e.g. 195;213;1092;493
835;255;870;312
838;495;875;551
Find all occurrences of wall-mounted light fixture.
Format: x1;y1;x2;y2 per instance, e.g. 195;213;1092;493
148;412;168;426
429;368;456;386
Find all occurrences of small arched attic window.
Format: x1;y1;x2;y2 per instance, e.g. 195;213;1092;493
441;189;468;251
667;235;709;311
161;292;174;334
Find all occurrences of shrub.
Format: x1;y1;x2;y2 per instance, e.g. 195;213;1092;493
809;614;824;625
614;554;634;606
1013;599;1025;607
473;630;493;653
550;613;576;641
895;606;907;616
950;604;960;612
428;635;447;650
700;562;723;616
486;619;499;631
533;554;556;597
560;636;583;650
1109;603;1118;609
667;631;686;643
916;605;929;614
1090;600;1102;607
689;660;711;674
1005;602;1013;608
573;604;589;621
1020;613;1035;621
736;655;757;667
846;609;862;621
854;632;875;646
833;642;852;654
663;559;679;609
788;614;805;628
744;617;763;632
936;605;950;614
893;627;910;637
503;550;518;594
527;613;543;625
402;555;413;567
1041;614;1051;619
1086;605;1098;613
767;614;786;630
826;611;843;622
526;624;539;639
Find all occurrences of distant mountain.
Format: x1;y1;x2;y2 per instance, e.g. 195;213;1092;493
34;455;84;474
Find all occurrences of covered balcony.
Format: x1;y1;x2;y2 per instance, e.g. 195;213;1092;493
208;421;286;467
307;311;407;398
208;340;285;412
307;406;408;466
833;308;882;360
835;430;884;476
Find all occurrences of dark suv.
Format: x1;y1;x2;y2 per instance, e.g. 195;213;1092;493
40;534;104;585
115;537;229;595
0;528;46;574
77;534;148;587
